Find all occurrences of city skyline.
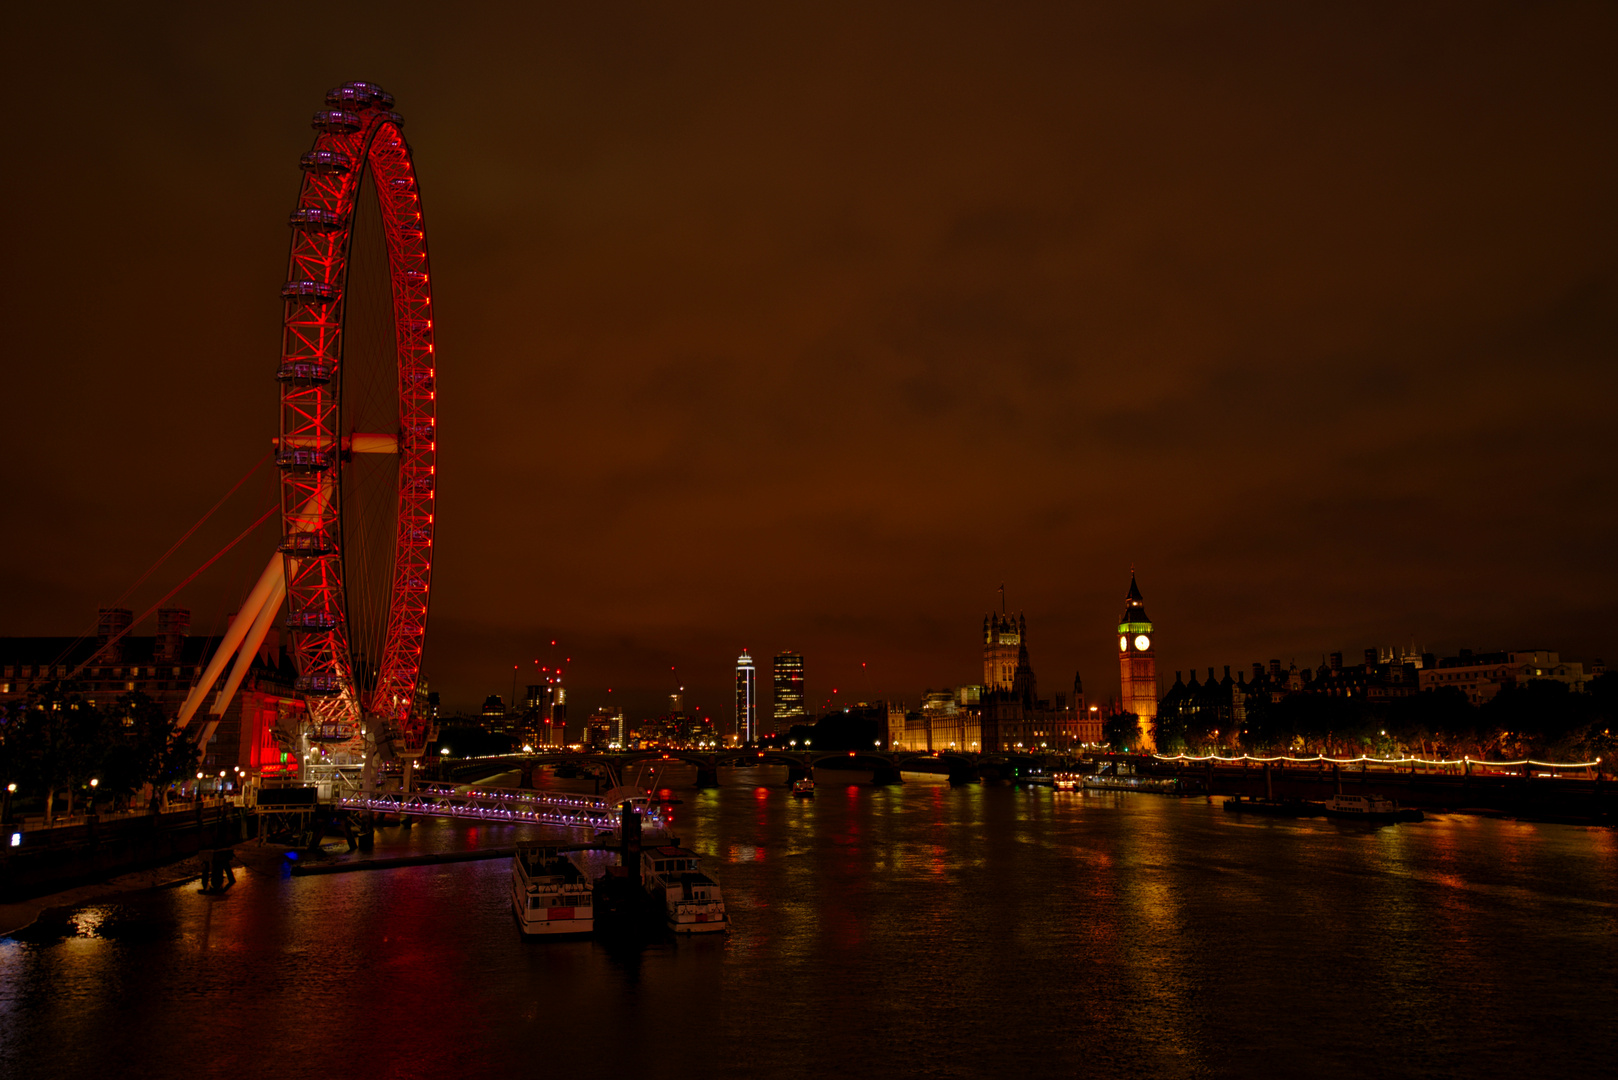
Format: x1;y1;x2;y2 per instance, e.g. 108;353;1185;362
437;571;1603;723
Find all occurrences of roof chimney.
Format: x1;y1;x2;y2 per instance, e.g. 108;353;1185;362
156;607;190;663
96;607;133;663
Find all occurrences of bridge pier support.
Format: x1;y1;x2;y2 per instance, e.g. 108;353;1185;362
517;761;536;790
947;767;979;786
694;764;719;789
785;764;810;786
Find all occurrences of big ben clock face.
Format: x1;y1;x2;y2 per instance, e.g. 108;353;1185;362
1134;634;1151;651
1118;635;1128;651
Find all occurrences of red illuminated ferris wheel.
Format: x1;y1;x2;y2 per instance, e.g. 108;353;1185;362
276;81;436;750
174;82;435;762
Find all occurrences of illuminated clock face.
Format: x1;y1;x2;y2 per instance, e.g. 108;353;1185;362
1118;635;1127;651
1135;634;1151;651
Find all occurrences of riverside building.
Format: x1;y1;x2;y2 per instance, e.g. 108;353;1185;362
1417;650;1597;705
0;606;305;780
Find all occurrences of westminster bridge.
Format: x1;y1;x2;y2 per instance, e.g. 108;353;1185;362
441;747;1099;791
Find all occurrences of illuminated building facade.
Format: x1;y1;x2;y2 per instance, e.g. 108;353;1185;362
735;650;757;743
772;651;805;733
1116;573;1158;753
0;606;305;780
976;612;1098;751
523;680;567;747
983;612;1024;691
887;687;984;752
584;708;622;749
1418;650;1592;704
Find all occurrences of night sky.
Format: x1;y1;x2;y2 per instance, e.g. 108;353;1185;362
4;3;1615;721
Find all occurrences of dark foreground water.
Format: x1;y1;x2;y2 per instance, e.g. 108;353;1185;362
2;768;1614;1080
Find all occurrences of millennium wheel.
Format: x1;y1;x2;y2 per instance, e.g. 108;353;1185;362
277;81;436;755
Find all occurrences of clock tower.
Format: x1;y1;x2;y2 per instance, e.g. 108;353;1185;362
1116;572;1158;752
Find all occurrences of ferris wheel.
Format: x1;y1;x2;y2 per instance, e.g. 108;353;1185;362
176;82;436;757
277;81;436;750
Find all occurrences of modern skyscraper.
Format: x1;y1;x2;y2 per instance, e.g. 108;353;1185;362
772;651;805;732
1116;572;1158;752
735;649;758;743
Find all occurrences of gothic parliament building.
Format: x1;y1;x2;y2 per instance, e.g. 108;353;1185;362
886;598;1110;754
886;576;1163;755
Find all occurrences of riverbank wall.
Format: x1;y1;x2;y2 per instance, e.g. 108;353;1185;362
0;805;258;902
1150;762;1614;823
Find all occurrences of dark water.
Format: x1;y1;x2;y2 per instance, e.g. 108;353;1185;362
2;768;1614;1079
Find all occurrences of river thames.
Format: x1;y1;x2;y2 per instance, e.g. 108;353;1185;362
2;768;1614;1079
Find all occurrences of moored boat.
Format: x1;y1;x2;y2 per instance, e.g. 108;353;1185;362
1323;793;1423;824
1053;772;1082;791
1223;795;1325;817
641;845;729;934
511;845;593;936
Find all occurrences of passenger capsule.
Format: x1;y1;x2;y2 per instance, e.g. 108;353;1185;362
296;675;344;697
276;358;336;385
311;109;362;134
325;81;388;109
288;208;344;232
278;531;337;557
300;149;353;176
281;280;340;304
285;610;340;634
275;448;333;474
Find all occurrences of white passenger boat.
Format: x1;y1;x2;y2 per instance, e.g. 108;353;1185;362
641;845;729;934
511;846;593;936
1323;793;1422;823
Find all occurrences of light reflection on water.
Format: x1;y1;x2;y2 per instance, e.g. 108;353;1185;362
1;767;1614;1079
